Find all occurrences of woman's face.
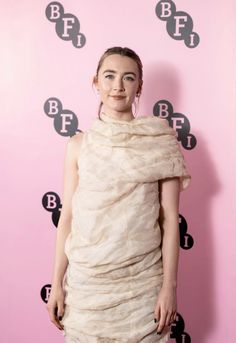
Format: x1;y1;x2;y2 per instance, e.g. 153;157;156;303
94;54;140;115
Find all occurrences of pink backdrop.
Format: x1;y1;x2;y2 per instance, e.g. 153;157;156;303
1;1;235;342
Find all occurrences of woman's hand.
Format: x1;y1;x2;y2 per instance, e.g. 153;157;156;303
154;285;177;334
46;285;65;331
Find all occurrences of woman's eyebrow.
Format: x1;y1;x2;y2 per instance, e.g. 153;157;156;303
103;70;137;77
103;69;116;74
124;72;137;77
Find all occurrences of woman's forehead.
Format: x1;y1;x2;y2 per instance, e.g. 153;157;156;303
100;54;138;73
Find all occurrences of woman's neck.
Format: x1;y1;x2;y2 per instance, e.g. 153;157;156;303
101;109;135;122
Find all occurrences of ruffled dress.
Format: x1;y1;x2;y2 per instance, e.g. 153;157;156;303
61;112;191;342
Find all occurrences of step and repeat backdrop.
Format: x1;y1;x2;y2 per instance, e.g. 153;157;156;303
1;1;235;342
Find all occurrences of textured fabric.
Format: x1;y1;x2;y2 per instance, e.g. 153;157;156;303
61;113;191;342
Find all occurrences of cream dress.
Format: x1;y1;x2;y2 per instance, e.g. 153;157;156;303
61;112;191;342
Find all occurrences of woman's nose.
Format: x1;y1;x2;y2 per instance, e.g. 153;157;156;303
113;78;125;91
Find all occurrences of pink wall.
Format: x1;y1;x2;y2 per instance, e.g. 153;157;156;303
1;0;235;342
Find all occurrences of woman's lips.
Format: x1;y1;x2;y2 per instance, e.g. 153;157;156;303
111;96;126;100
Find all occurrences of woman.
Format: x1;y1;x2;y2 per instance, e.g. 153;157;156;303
46;46;191;342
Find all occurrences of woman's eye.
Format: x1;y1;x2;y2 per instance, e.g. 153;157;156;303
124;76;135;81
105;74;114;79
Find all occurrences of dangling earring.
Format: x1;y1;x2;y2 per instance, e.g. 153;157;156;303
132;102;136;117
134;93;140;117
132;99;139;117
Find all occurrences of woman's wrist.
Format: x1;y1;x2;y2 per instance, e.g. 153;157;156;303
161;281;177;290
51;276;64;288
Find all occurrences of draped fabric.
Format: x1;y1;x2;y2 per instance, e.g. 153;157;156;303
61;113;191;342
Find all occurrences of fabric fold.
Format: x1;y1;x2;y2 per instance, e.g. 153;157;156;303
87;112;191;190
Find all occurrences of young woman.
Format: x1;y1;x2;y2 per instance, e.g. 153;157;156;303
46;47;191;342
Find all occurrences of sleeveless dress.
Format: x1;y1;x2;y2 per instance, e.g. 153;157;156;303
61;112;191;343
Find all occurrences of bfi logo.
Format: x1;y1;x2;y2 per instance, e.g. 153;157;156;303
155;0;200;48
42;191;62;228
44;97;82;136
170;312;191;342
179;214;194;250
153;100;197;150
45;2;86;48
41;284;51;303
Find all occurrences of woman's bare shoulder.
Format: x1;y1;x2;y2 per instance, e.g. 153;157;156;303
66;132;85;162
68;132;84;146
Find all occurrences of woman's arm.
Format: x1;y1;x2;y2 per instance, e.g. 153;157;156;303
158;176;180;290
154;176;180;334
51;133;84;288
46;133;84;331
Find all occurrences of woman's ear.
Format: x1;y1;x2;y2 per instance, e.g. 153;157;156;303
93;75;99;90
137;80;143;95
